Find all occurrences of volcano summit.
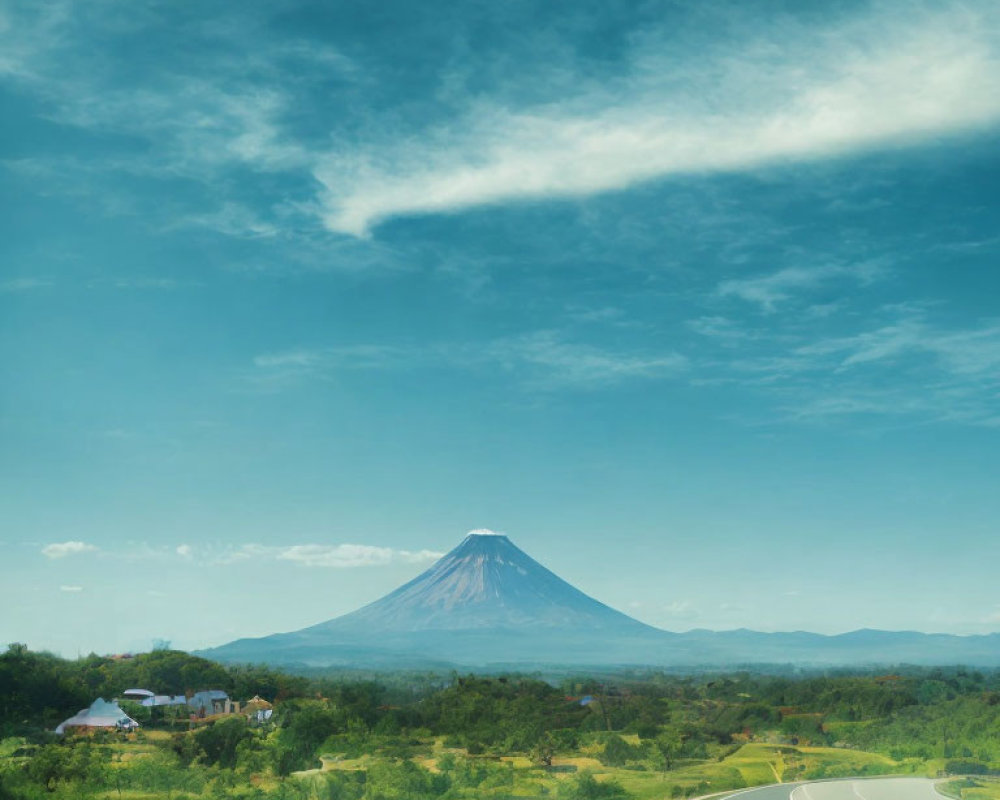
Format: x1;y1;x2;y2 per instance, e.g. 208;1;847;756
322;530;655;633
201;531;665;667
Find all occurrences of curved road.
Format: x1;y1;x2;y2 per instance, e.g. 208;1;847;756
719;778;945;800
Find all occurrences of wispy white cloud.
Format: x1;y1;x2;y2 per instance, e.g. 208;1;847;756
248;345;408;392
687;315;753;343
566;306;626;324
802;302;845;320
795;314;1000;376
982;607;1000;625
215;543;442;568
176;202;280;239
1;5;330;178
176;544;192;559
105;543;179;562
109;278;194;290
718;262;884;312
7;1;998;245
722;304;1000;426
250;305;1000;423
252;332;686;391
42;541;97;558
253;345;402;371
59;585;83;592
484;332;688;389
0;278;52;292
0;4;345;240
0;2;69;81
315;6;1000;234
278;544;397;568
252;351;322;369
279;544;443;568
661;600;700;621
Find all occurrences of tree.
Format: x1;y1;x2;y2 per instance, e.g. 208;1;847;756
435;752;456;773
653;730;684;773
278;700;345;770
530;732;556;766
194;717;252;768
26;745;65;792
119;700;150;726
559;770;630;799
598;734;636;767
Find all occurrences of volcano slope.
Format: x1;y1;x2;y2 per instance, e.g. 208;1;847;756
200;532;671;668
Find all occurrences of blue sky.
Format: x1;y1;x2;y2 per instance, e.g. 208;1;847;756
2;0;999;657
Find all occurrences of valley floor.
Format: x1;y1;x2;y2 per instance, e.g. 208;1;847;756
0;731;958;800
288;737;934;800
4;647;1000;800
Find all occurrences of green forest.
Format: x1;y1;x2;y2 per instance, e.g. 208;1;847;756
2;644;1000;800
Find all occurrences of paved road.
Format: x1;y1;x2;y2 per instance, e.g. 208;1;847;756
720;778;944;800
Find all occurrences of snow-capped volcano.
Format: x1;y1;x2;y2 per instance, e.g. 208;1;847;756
201;531;663;667
305;531;656;633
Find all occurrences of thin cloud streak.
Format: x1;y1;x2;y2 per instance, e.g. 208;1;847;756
252;332;688;391
41;541;97;558
721;306;1000;426
216;543;443;568
249;302;1000;425
0;3;340;242
316;7;1000;235
0;278;53;292
795;317;1000;376
718;262;885;312
484;332;688;389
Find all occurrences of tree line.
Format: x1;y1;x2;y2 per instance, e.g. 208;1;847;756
3;643;1000;800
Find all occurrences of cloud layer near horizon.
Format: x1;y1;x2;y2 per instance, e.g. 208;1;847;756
41;541;97;559
219;543;444;568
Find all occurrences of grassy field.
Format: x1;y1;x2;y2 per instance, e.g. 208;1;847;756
302;738;915;800
595;743;903;800
0;723;955;800
938;778;1000;800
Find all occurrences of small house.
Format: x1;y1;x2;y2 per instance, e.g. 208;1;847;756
142;695;188;707
188;690;229;715
243;695;273;713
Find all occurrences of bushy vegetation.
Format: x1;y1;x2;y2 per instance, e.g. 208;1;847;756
3;643;1000;800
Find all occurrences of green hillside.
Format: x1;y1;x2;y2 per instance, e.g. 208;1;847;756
2;645;999;799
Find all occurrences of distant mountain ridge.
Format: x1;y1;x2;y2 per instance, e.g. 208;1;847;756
198;532;1000;669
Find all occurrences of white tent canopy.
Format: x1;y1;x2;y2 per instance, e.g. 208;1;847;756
55;698;139;734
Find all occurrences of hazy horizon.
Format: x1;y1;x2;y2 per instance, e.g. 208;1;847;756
2;0;999;657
